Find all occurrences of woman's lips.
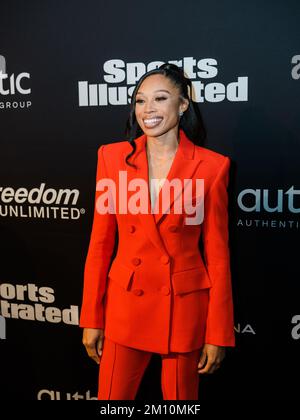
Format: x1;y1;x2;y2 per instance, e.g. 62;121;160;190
143;117;163;128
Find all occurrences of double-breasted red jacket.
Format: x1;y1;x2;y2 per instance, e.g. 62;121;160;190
79;128;235;354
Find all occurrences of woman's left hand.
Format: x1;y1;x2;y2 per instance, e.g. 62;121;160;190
197;343;226;374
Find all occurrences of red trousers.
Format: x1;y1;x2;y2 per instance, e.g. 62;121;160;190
98;337;201;400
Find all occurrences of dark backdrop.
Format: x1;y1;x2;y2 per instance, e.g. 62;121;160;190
1;0;299;401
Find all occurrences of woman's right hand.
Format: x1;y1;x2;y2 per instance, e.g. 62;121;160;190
82;328;104;364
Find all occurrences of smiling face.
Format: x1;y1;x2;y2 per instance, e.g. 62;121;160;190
134;74;189;137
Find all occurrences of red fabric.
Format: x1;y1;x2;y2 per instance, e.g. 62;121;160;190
79;128;235;353
98;337;201;400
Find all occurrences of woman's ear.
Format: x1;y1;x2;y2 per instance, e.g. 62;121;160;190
180;98;190;114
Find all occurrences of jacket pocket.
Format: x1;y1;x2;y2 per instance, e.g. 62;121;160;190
108;261;135;290
172;266;212;295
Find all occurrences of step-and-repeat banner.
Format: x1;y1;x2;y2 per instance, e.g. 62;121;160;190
1;0;299;401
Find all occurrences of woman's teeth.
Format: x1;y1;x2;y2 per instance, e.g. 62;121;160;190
143;117;163;128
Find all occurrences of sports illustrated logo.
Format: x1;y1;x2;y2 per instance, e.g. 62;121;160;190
0;315;6;339
37;389;97;400
0;283;79;325
0;183;85;220
95;172;205;225
78;56;248;107
291;55;300;80
236;186;300;229
0;55;32;110
291;315;300;339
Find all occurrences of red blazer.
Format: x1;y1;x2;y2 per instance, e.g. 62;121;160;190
79;128;235;354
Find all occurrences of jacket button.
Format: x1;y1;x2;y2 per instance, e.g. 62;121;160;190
132;289;143;296
129;225;136;233
161;286;170;296
132;257;141;266
160;255;169;264
168;224;178;232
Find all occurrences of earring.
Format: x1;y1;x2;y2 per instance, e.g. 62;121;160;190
179;111;184;117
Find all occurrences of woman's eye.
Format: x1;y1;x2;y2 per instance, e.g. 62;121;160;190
135;97;167;105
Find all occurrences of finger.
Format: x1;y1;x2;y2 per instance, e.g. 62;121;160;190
198;359;215;374
214;362;221;372
91;355;100;364
197;352;207;369
89;350;100;364
97;336;104;357
85;344;100;364
198;360;221;374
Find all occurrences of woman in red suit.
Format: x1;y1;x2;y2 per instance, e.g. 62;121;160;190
80;63;235;400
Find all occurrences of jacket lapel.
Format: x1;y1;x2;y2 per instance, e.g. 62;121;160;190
125;129;203;255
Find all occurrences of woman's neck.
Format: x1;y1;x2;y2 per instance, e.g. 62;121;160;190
146;128;180;159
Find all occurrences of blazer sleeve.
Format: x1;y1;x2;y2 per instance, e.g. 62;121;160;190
79;145;117;329
202;156;235;347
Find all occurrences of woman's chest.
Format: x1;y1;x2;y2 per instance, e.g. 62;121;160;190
147;155;175;208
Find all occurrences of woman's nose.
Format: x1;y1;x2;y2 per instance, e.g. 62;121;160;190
144;100;156;113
